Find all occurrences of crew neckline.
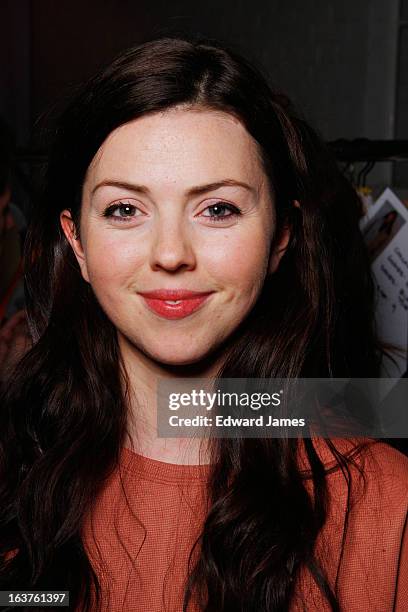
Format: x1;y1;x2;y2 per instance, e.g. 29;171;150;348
120;446;211;483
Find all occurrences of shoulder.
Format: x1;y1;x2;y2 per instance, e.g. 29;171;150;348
325;441;408;572
294;441;408;610
327;440;408;515
300;438;408;522
340;442;408;610
345;440;408;514
359;441;408;496
321;442;407;610
300;437;408;479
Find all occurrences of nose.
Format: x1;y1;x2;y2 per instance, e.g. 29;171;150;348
149;212;196;273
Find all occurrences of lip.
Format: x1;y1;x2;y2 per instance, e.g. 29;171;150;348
138;289;214;320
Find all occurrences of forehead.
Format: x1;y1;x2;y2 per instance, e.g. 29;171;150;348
85;107;266;189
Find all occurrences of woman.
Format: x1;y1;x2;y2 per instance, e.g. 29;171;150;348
0;37;407;612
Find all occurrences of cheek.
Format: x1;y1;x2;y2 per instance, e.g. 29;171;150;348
83;230;145;287
201;227;271;295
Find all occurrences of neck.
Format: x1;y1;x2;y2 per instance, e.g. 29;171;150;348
119;333;224;465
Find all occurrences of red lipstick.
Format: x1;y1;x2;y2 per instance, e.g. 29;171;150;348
138;289;213;320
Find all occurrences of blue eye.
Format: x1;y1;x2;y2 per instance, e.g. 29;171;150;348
201;202;241;222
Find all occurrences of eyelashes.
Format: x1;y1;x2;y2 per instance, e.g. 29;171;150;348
102;201;242;224
102;202;140;221
201;202;242;222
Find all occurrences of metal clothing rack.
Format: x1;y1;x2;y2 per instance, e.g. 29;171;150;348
328;139;408;162
327;139;408;187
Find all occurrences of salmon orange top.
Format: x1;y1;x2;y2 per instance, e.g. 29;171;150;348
82;441;408;611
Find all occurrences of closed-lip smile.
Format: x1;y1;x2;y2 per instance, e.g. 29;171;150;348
138;289;214;320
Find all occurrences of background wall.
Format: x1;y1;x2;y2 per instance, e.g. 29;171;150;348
0;0;30;146
0;0;404;185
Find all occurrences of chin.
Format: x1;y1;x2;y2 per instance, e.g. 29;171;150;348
146;340;223;368
152;351;209;367
120;330;225;369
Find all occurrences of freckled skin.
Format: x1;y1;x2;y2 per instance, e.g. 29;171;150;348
61;107;289;366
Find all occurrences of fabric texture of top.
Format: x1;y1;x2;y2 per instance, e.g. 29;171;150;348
81;440;408;611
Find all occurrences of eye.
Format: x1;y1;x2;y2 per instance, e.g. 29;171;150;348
200;202;242;223
102;201;143;223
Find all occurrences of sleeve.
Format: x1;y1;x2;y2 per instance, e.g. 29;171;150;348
395;509;408;611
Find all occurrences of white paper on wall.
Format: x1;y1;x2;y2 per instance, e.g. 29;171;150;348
360;187;408;379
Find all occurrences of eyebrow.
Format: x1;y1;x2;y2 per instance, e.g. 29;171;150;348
91;178;256;197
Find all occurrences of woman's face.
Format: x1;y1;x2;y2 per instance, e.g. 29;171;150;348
61;107;289;365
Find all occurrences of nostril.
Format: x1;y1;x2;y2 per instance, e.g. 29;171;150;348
150;239;196;272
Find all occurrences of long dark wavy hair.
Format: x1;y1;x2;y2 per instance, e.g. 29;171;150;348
0;36;384;611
